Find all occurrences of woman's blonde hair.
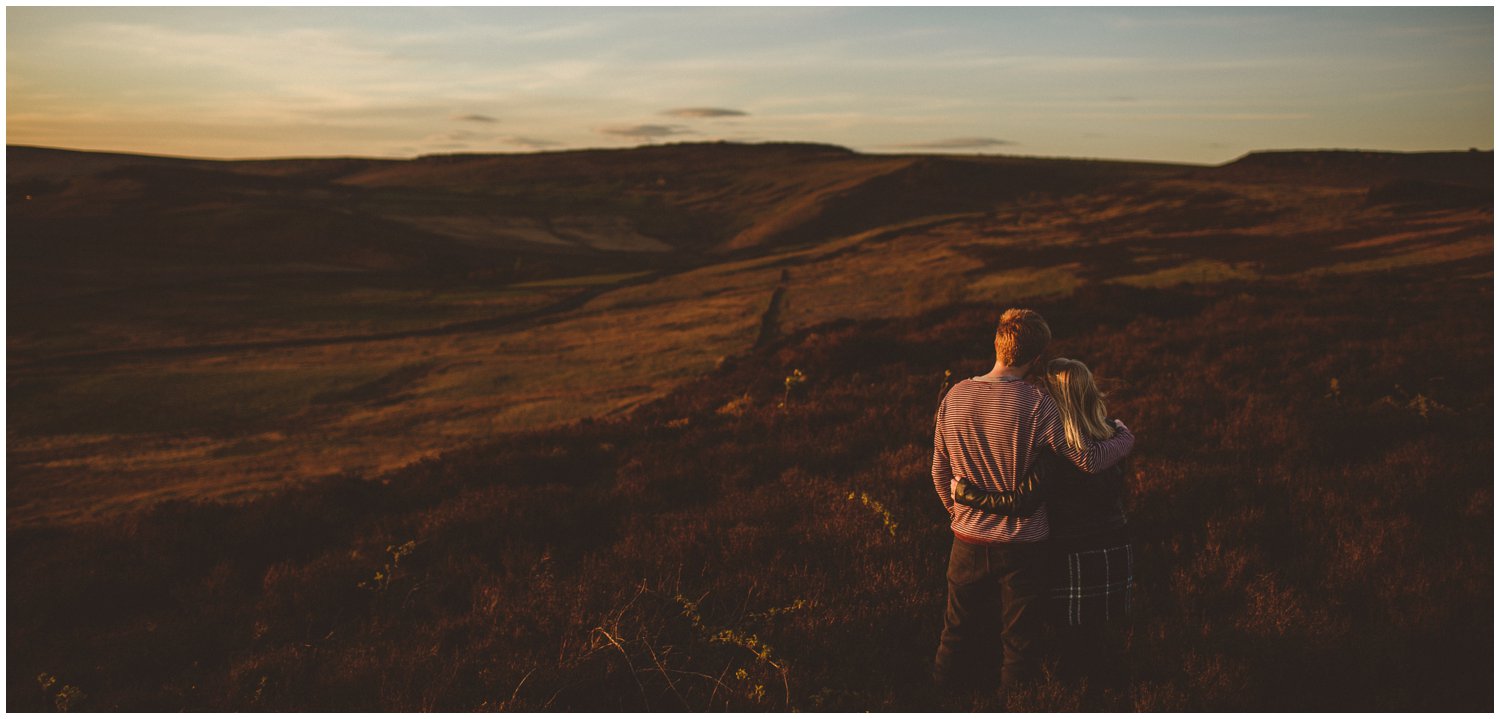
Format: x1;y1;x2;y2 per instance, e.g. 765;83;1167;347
1045;357;1115;453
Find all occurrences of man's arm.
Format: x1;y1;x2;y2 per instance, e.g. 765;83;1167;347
952;453;1051;517
1037;398;1134;473
931;396;955;515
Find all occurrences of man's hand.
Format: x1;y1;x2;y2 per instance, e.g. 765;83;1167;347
1113;419;1129;434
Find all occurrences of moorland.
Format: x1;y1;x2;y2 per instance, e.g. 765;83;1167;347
6;142;1493;710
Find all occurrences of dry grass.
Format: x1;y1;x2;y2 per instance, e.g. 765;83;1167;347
1112;258;1261;288
9;145;1491;710
8;178;1490;528
7;279;574;356
7;267;1489;711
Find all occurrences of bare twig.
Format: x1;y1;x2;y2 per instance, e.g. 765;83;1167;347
640;636;689;710
780;663;791;708
736;580;758;624
708;661;734;708
609;581;648;626
498;668;535;711
592;626;649;710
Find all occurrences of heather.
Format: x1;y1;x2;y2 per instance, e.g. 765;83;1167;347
9;267;1491;711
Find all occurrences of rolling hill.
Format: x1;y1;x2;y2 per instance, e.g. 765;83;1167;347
7;268;1491;711
7;143;1196;286
6;142;1491;527
12;143;1486;293
5;140;1492;711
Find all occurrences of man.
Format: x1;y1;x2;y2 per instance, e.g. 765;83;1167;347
930;308;1135;691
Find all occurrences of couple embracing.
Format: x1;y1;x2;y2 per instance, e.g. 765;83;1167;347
931;308;1136;693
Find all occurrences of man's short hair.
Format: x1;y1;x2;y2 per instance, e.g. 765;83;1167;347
994;308;1051;366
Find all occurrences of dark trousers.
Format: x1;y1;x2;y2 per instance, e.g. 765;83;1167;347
933;537;1049;690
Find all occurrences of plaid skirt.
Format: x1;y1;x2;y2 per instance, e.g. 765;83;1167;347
1049;526;1133;627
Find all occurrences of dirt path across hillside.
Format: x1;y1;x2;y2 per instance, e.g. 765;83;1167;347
13;213;980;372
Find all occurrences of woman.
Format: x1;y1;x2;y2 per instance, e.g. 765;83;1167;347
951;357;1132;679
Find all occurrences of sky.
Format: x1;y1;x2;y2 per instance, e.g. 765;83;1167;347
6;6;1494;164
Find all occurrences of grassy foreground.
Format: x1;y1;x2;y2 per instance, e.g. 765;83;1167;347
8;267;1491;711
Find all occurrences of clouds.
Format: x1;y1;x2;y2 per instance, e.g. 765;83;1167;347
597;124;693;140
416;128;561;152
7;7;1490;163
497;136;561;149
661;107;748;118
1083;112;1312;122
428;129;490;142
410;124;565;153
890;137;1016;150
585;107;749;145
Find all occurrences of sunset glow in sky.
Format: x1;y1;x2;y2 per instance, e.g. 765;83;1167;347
7;6;1494;163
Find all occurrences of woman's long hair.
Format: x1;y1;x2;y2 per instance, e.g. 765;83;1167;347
1044;357;1115;453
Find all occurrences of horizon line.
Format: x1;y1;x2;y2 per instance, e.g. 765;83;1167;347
7;141;1494;168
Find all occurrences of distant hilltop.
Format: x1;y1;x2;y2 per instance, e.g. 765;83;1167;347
411;140;859;162
4;140;859;174
6;141;1192;272
1210;148;1493;189
8;142;1490;294
11;139;1491;167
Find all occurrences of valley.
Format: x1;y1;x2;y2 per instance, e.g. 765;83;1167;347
7;144;1491;527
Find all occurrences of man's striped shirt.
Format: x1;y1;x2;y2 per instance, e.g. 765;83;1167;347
932;375;1135;544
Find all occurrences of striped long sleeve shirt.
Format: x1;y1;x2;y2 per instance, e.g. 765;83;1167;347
932;375;1135;544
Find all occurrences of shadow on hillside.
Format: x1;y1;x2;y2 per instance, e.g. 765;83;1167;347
9;265;1491;711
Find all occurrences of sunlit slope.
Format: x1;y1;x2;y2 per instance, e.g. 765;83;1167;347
7;269;1491;711
330;144;1192;252
6;145;1492;528
7;143;1194;283
14;143;1484;291
7;142;1196;358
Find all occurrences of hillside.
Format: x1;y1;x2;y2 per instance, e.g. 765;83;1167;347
1203;148;1494;189
7;141;1493;710
8;267;1491;710
11;143;1486;300
7;144;1492;528
7;144;1194;287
